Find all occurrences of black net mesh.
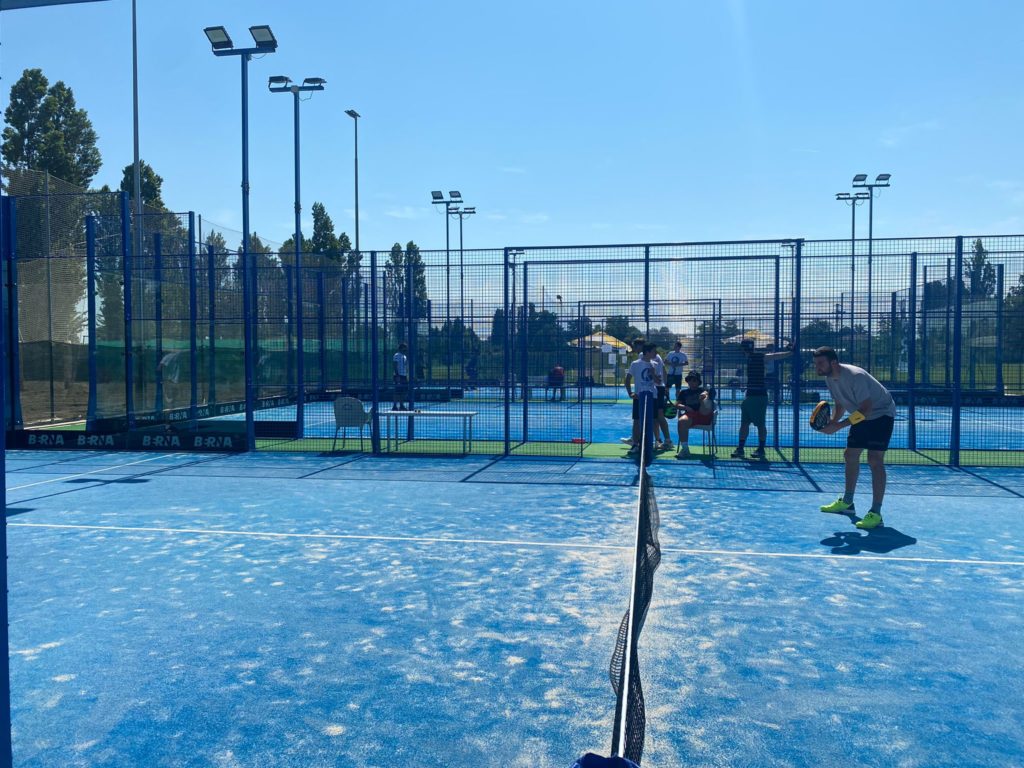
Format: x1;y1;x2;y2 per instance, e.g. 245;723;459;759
609;404;662;765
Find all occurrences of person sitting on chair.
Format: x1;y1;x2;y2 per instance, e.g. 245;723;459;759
675;371;713;458
547;363;565;401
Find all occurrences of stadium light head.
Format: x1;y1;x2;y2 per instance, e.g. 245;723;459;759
302;77;326;88
431;191;445;202
449;190;463;202
836;192;852;200
345;109;360;119
854;191;870;199
268;75;291;92
204;26;233;50
249;25;277;51
852;173;868;185
463;207;476;214
875;173;891;185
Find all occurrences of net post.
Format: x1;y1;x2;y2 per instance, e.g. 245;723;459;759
85;215;98;427
950;236;963;467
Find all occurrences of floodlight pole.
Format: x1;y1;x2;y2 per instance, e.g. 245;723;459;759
835;192;866;356
450;206;475;379
852;174;892;366
131;0;142;261
208;27;277;449
345;110;360;254
272;79;325;435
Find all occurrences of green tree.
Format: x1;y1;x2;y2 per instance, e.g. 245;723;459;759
119;160;166;211
2;68;102;187
968;238;996;300
603;315;643;344
309;202;340;258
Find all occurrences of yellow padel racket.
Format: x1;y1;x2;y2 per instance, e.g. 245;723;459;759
809;400;831;431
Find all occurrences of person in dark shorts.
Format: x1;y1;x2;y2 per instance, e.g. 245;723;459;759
674;370;713;458
547;363;565;401
812;346;897;530
392;342;409;410
731;337;793;459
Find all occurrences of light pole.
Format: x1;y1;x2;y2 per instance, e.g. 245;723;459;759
204;24;278;450
835;191;869;356
269;75;325;435
431;190;462;382
852;173;892;366
449;205;475;378
345;110;360;255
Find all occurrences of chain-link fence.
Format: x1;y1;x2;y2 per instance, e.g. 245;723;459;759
3;174;1023;464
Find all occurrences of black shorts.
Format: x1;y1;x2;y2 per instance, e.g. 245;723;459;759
631;393;656;421
655;386;668;412
848;415;895;452
666;373;682;388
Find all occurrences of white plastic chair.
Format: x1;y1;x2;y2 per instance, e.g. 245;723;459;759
332;396;370;452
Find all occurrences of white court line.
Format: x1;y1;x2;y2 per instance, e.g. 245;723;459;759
8;522;1024;568
5;454;183;491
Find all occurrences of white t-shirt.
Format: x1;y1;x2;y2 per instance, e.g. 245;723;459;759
393;352;408;377
651;354;666;388
628;359;658;396
666;350;688;375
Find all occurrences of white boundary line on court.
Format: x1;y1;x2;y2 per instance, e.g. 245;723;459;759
5;454;181;491
8;521;1024;568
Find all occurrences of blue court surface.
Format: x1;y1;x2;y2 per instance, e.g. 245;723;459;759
5;450;1024;767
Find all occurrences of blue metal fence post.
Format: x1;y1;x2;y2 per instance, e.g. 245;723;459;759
207;244;217;405
908;252;918;451
295;257;305;434
2;197;22;429
889;291;898;383
121;192;135;428
950;237;964;467
85;216;98;427
521;262;530;442
285;264;294;394
251;253;260;405
317;271;327;392
503;248;511;456
153;232;164;413
369;251;381;453
791;240;803;464
773;253;781;449
363;282;370;385
187;213;198;423
341;274;349;391
920;264;929;386
0;191;10;768
995;264;1004;395
406;258;416;412
643;245;651;335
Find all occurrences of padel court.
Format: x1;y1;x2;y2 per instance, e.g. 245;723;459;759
5;449;1023;767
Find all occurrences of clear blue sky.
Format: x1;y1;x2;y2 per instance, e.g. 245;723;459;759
2;0;1023;252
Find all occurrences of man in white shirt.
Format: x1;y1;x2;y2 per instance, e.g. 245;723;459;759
624;342;660;459
665;341;689;400
812;346;896;530
392;343;409;411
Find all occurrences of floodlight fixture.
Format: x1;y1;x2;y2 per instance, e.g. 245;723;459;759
449;190;463;202
303;77;326;86
854;191;870;199
852;173;868;185
463;207;476;214
345;109;361;119
268;75;290;85
836;192;852;200
204;25;233;50
431;191;444;202
249;24;277;50
875;173;891;185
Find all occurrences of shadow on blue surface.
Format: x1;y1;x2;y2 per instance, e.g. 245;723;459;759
820;523;919;555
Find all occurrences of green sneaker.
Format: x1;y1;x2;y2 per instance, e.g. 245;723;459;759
820;497;855;514
856;511;884;530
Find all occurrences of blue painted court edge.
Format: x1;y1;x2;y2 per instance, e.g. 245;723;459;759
5;450;1024;767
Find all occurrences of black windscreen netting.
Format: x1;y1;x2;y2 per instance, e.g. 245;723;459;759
609;404;662;765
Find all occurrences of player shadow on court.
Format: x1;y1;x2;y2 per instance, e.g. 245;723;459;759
4;508;35;518
819;515;917;556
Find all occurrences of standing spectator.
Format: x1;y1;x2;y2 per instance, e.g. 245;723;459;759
624;342;659;458
665;340;689;400
731;338;793;459
393;342;409;410
547;363;566;401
